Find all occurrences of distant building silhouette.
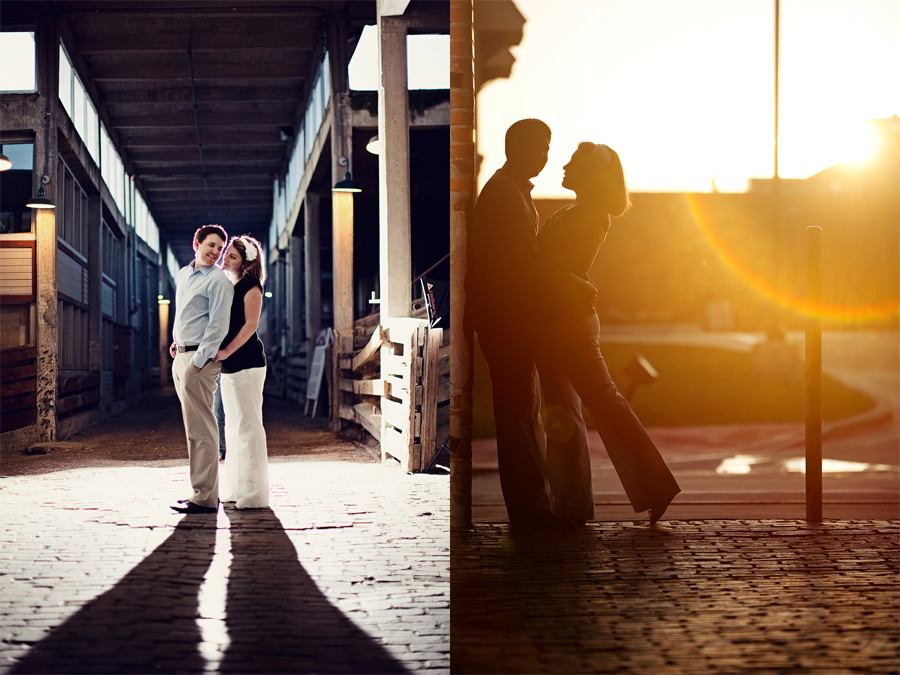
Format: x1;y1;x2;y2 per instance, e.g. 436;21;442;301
536;117;900;331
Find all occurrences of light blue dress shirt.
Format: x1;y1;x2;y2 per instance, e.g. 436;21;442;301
173;262;234;369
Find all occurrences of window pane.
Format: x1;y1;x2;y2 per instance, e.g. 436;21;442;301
85;98;99;164
0;142;34;234
59;45;73;113
407;35;449;90
73;76;85;139
0;32;36;92
0;143;33;171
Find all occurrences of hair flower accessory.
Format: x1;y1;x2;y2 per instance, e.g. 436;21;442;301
240;236;258;262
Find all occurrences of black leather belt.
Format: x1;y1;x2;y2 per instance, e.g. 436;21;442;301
176;344;199;353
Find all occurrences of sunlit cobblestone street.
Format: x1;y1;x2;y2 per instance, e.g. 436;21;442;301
1;459;449;673
452;520;899;674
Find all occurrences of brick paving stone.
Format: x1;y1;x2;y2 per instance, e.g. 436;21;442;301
1;460;448;674
451;520;900;674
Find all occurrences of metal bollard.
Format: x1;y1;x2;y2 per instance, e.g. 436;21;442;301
806;226;823;522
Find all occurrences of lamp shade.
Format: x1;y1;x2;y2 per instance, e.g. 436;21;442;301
332;171;361;193
0;152;11;171
26;186;55;209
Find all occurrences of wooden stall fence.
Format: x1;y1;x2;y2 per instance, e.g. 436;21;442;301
335;312;449;473
1;345;38;433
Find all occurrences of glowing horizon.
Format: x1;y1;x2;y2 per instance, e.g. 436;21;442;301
477;0;900;196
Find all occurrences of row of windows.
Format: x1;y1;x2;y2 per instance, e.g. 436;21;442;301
57;163;89;255
270;53;331;247
57;300;90;370
102;220;124;286
59;43;160;253
0;34;161;253
166;245;181;283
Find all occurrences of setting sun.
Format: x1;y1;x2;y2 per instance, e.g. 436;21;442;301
477;0;900;195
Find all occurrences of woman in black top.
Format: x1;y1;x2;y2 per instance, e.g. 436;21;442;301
214;235;269;509
536;142;680;525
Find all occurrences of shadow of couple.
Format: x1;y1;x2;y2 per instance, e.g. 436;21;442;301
12;507;407;674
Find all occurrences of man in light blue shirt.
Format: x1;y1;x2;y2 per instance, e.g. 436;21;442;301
169;225;234;514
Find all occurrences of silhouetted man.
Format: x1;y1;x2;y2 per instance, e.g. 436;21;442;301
468;119;587;529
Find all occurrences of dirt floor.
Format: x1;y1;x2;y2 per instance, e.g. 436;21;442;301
0;388;379;477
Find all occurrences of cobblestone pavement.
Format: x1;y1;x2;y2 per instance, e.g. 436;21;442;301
0;460;449;673
451;520;899;674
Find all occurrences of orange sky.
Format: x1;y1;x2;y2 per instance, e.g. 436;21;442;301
477;0;900;196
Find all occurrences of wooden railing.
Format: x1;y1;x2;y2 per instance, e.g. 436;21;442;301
0;344;37;433
335;315;449;473
58;371;101;418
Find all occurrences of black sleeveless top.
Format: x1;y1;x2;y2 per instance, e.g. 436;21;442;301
221;276;267;374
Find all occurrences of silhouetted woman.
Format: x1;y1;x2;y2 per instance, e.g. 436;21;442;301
215;235;269;509
536;142;680;524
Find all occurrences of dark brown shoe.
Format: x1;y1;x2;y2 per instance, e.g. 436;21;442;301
171;501;217;514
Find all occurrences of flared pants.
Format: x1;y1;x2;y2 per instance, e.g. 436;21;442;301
539;313;681;516
220;365;269;509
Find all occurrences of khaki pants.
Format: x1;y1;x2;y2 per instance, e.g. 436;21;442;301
173;353;222;508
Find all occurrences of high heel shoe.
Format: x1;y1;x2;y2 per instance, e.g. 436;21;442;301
648;495;675;525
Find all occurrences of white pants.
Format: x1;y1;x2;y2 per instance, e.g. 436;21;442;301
219;366;269;508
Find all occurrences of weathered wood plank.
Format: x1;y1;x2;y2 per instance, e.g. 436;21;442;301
437;379;451;402
57;388;101;415
382;353;410;378
381;425;408;469
1;378;38;397
0;364;37;384
0;344;37;367
0;408;36;433
417;326;442;472
0;391;36;413
58;373;101;395
352;325;384;371
339;377;386;396
339;403;382;442
384;374;410;402
382;397;409;434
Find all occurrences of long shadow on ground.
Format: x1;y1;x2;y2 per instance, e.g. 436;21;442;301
220;507;406;673
12;509;406;674
11;518;217;674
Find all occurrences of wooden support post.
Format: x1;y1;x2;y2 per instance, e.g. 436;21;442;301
304;193;321;386
330;330;353;433
377;4;412;321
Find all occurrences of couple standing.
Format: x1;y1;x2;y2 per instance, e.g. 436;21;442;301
469;119;680;530
168;225;270;515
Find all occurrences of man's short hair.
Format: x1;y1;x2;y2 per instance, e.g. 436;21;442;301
193;224;227;246
505;119;552;157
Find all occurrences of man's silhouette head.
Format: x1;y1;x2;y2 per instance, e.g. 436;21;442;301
505;119;552;179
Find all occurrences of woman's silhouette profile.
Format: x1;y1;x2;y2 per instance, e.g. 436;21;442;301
536;142;681;524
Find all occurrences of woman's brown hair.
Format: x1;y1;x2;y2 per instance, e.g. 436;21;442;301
229;235;266;285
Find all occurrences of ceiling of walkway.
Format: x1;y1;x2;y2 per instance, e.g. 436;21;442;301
5;0;378;264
